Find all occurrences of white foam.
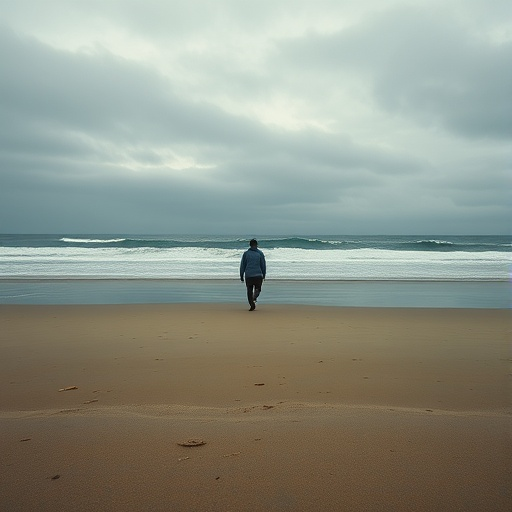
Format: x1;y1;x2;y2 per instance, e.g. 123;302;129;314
0;246;509;280
60;238;126;243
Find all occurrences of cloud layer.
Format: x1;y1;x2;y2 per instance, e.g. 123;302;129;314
0;0;510;234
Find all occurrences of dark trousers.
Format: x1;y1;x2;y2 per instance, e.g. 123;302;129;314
245;276;263;305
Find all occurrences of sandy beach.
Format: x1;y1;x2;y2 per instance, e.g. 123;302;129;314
1;304;510;511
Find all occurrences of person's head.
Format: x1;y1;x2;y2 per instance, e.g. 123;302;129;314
249;238;258;248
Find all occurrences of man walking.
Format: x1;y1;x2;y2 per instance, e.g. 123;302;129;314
240;239;266;311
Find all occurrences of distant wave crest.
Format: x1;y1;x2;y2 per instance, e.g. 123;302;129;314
61;238;126;244
415;239;454;246
50;236;511;252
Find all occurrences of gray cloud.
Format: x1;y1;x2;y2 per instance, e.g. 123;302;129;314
0;1;510;234
272;4;512;140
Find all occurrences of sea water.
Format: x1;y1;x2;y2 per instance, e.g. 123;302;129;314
0;234;509;280
0;234;510;307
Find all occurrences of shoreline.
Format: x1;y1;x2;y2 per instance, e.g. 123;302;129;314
1;277;509;281
1;279;509;308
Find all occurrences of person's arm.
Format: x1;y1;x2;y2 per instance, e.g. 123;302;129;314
260;252;266;279
240;253;246;281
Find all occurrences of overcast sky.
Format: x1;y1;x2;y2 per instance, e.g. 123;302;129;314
0;0;510;235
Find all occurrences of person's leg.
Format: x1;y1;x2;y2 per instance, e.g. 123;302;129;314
245;278;255;306
253;276;263;301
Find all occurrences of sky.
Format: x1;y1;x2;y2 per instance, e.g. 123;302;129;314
0;0;510;235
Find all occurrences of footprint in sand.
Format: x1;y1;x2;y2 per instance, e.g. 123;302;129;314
177;439;206;447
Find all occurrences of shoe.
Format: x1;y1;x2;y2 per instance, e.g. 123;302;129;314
249;302;256;311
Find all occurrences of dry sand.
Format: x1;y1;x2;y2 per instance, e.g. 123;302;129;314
0;304;510;511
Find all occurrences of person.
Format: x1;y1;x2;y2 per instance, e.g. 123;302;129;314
240;239;266;311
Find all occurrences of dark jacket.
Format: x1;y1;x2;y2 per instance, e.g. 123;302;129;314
240;247;266;279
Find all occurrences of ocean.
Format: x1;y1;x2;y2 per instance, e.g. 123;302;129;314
0;234;510;307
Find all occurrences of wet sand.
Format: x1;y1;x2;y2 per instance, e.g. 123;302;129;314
1;304;510;511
